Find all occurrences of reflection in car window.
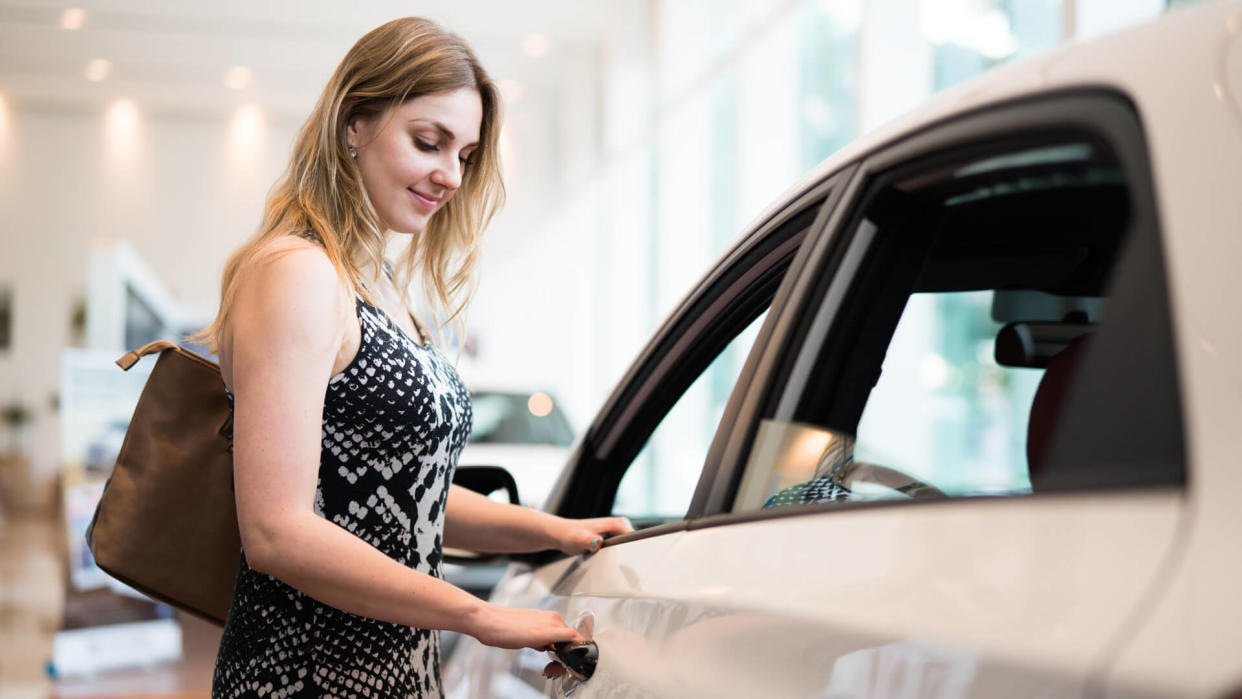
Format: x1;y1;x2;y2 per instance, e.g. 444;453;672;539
734;131;1183;513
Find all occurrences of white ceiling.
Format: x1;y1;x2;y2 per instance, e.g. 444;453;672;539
0;0;613;120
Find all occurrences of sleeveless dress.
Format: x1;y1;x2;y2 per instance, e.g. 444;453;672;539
212;292;473;699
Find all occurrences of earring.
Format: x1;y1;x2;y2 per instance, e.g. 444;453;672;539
348;146;357;159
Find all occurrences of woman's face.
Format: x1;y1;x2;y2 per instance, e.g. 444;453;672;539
347;87;482;235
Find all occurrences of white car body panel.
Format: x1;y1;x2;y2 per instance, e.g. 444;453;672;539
450;493;1184;697
457;443;571;508
447;3;1242;697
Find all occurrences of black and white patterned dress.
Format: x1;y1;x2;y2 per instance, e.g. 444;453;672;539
213;292;472;699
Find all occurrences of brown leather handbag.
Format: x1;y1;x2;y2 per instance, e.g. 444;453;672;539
85;340;239;625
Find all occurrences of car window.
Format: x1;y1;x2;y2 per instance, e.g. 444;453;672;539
851;290;1041;496
468;390;574;446
614;311;765;519
550;185;842;525
733;109;1184;513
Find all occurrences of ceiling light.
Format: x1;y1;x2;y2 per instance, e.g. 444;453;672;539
229;104;264;153
521;34;552;58
105;99;139;145
103;99;141;171
84;59;111;82
60;8;87;30
0;92;11;143
224;66;252;90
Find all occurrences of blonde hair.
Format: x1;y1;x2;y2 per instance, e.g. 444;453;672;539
190;17;503;352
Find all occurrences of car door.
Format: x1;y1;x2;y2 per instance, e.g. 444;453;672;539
447;90;1188;699
442;168;855;699
676;91;1187;697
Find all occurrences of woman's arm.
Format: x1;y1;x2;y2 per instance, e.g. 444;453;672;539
227;241;580;650
444;484;633;554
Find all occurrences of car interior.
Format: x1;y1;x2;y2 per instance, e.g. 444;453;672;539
759;128;1185;509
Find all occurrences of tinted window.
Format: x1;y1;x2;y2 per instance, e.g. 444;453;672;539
553;190;833;523
468;391;574;446
615;311;765;518
734;126;1183;512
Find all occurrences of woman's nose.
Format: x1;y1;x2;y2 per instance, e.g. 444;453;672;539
432;157;462;190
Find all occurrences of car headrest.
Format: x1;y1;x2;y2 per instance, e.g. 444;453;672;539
1026;336;1090;482
995;321;1094;368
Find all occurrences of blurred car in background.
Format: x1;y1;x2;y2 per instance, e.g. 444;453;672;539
445;385;575;599
442;388;576;659
458;388;575;508
444;3;1242;697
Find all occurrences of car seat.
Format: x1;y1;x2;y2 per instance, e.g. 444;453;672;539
1025;335;1089;487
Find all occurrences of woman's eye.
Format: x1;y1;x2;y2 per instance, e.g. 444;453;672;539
459;155;474;167
415;139;438;152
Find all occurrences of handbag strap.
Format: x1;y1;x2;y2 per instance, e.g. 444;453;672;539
115;340;220;372
116;340;178;370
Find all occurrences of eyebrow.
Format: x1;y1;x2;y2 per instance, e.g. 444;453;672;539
409;119;479;148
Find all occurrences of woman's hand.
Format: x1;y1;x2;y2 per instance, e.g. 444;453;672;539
548;515;634;555
445;486;634;555
466;602;584;650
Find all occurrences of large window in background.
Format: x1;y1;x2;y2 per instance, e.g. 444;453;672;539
923;0;1062;90
798;0;859;172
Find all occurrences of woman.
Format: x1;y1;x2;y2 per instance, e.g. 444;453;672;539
191;17;631;698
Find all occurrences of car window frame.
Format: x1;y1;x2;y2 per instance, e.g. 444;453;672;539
692;87;1186;522
542;168;857;544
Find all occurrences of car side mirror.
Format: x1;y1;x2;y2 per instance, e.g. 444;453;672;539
444;465;524;566
445;466;564;567
452;465;521;505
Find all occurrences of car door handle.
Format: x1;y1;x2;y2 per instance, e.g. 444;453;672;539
550;640;598;681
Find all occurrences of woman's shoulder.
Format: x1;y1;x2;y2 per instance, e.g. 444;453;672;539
231;234;354;330
239;233;343;291
221;233;356;384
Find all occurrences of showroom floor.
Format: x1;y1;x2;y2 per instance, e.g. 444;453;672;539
0;511;217;699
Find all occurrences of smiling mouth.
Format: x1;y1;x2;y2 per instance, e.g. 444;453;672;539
408;188;440;210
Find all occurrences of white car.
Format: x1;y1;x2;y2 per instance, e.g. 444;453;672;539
456;388;576;509
446;3;1242;697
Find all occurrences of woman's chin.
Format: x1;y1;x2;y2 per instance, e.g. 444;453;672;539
387;217;428;236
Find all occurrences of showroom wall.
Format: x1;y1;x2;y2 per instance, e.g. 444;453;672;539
0;103;295;505
0;3;624;508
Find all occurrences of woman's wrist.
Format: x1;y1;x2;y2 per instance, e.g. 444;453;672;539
533;510;569;551
456;595;493;637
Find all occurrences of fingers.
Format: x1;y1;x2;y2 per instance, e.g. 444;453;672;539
554;515;637;555
476;605;583;650
530;628;582;651
538;627;585;651
608;516;634;534
542;661;566;679
578;517;634;553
